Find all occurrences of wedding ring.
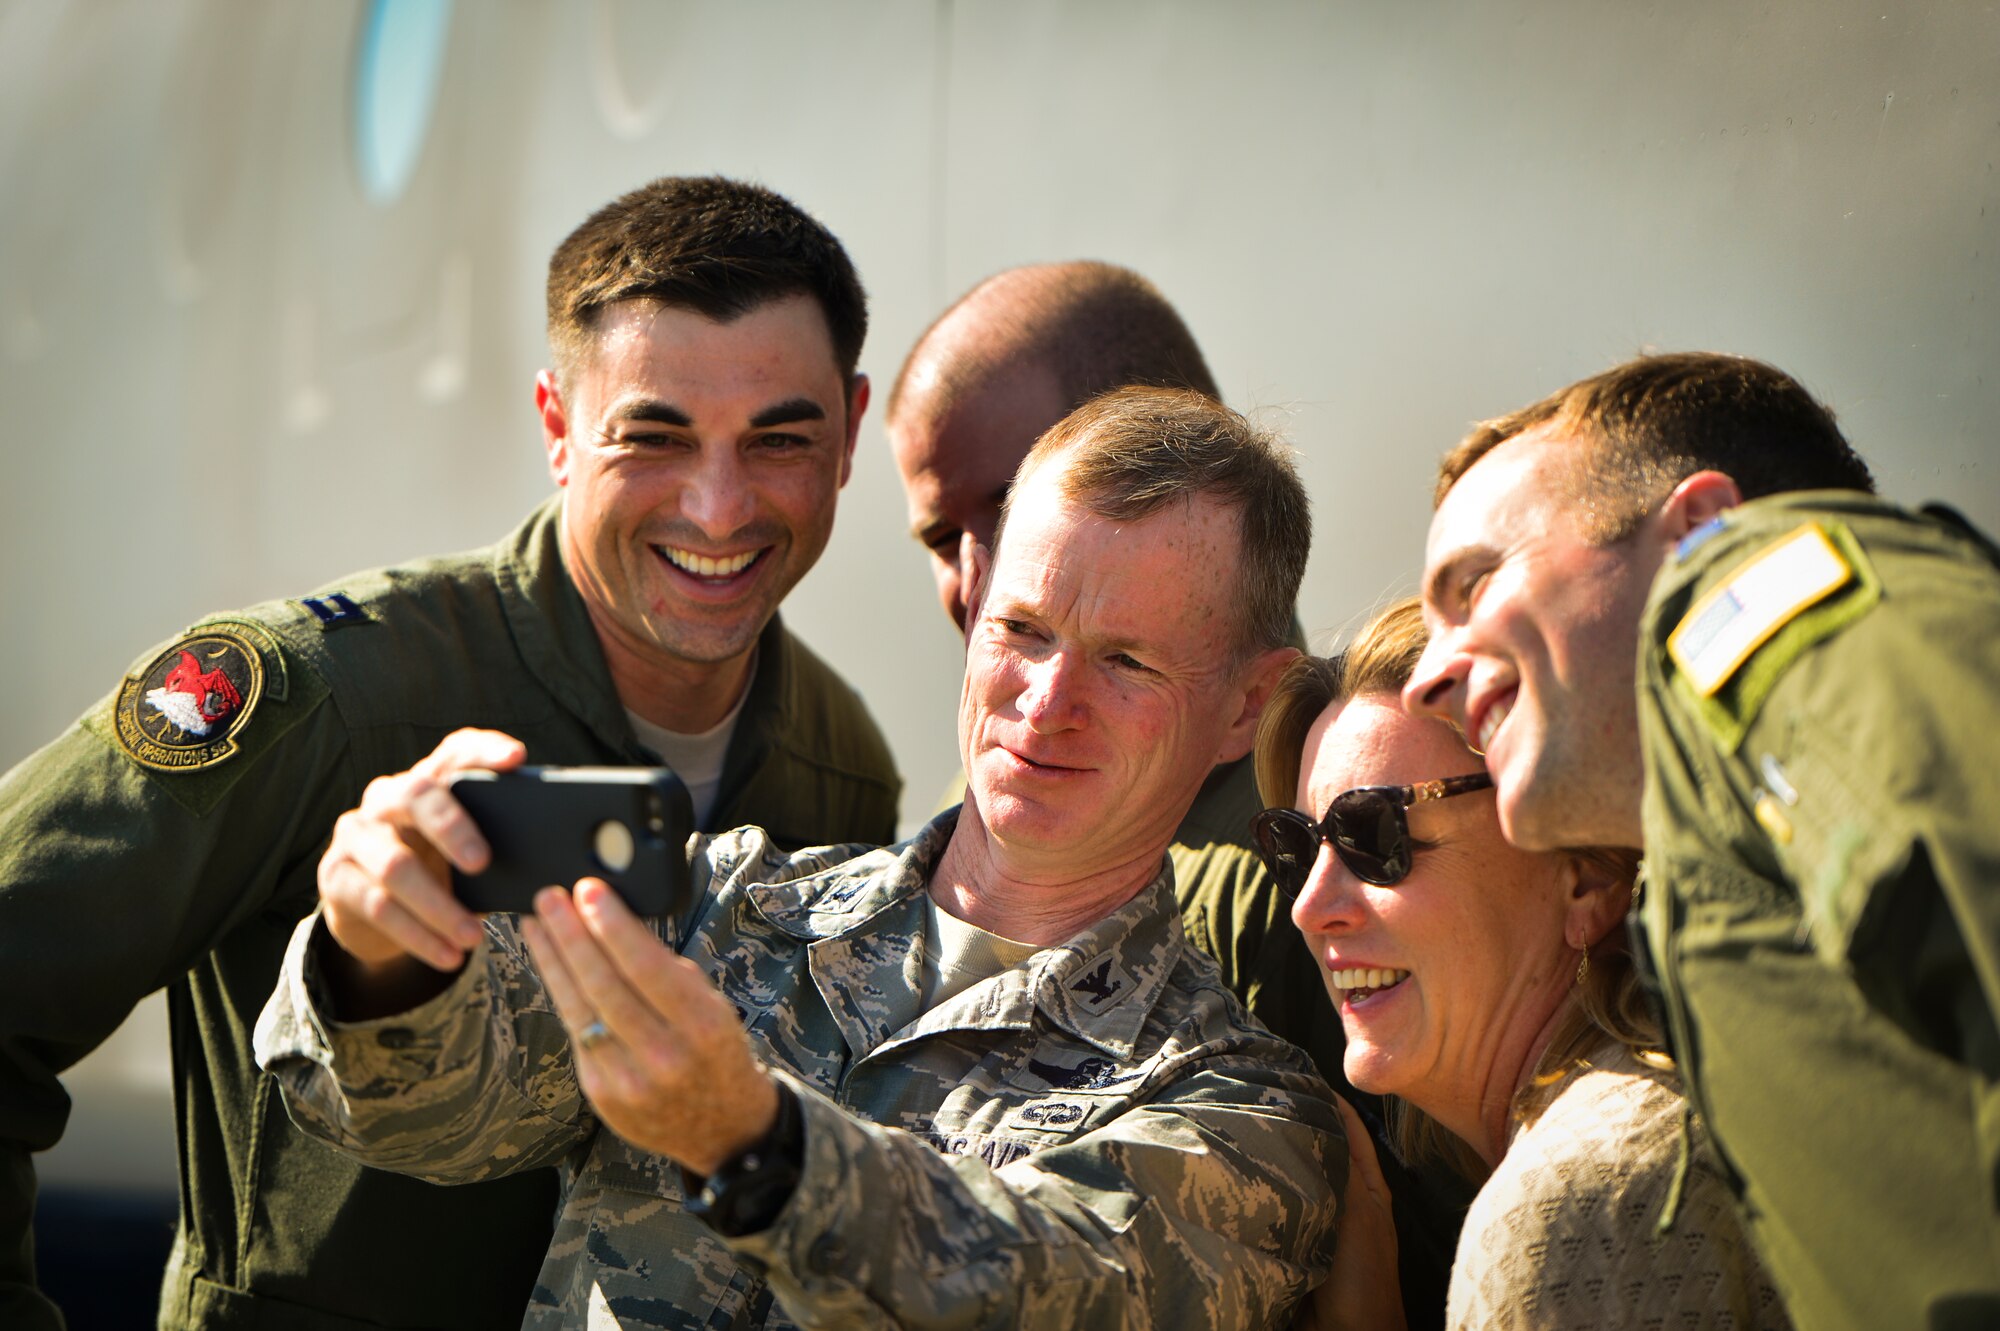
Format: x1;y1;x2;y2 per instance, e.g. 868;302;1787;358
576;1019;612;1051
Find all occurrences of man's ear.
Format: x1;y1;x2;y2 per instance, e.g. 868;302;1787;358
1561;852;1635;951
1216;645;1300;765
959;532;992;638
536;369;572;487
1658;469;1743;541
838;373;870;489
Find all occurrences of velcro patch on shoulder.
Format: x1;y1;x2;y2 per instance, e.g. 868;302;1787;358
112;621;283;772
1665;521;1880;754
298;591;371;629
1668;523;1853;696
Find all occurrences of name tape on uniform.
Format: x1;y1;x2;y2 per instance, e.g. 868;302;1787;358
1668;522;1854;697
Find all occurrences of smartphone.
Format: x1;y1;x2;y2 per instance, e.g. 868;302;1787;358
448;766;694;917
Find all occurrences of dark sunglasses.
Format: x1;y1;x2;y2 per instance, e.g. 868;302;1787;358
1250;772;1494;893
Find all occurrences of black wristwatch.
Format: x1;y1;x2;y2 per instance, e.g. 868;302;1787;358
685;1082;805;1237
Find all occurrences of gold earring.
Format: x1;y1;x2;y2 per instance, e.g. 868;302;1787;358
1574;947;1590;987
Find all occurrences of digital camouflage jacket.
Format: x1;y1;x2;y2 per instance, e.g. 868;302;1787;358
258;812;1344;1330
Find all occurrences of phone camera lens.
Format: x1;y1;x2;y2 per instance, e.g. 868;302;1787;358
592;820;636;874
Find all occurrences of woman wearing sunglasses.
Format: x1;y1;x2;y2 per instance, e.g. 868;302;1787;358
1253;598;1787;1331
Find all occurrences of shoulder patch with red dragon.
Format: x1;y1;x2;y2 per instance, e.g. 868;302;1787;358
114;622;278;771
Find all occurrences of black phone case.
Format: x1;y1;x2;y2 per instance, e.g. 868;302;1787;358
449;767;693;917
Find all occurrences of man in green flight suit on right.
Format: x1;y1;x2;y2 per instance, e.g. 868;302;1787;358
1403;350;2000;1331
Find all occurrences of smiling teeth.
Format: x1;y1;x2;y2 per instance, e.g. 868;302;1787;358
1329;967;1410;992
1476;699;1512;753
663;547;758;578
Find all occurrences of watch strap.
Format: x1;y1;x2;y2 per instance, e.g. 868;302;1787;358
685;1081;805;1238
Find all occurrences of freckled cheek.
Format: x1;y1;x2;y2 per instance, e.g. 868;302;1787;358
1105;689;1191;753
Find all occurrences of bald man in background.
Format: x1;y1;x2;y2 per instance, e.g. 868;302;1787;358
886;262;1465;1328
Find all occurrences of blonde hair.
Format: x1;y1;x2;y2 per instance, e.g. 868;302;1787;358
1252;596;1664;1179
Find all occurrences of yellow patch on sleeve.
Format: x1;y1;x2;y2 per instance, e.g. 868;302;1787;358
1668;523;1854;698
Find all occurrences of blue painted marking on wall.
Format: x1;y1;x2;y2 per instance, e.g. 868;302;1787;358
353;0;454;204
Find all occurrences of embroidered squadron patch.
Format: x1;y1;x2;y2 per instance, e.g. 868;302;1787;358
114;625;269;770
1668;523;1855;697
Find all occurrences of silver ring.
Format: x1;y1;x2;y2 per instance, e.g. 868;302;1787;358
576;1019;612;1051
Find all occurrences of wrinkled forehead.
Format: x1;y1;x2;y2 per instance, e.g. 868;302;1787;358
991;470;1241;642
578;293;843;376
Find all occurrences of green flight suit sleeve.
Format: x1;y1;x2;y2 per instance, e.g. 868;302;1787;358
1639;500;2000;1326
729;1058;1342;1329
0;637;344;1330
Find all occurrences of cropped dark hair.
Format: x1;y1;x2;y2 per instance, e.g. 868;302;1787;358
546;176;866;385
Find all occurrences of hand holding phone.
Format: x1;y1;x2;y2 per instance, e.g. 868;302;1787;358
449;767;694;917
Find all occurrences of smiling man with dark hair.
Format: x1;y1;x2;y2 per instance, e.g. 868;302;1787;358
0;175;898;1331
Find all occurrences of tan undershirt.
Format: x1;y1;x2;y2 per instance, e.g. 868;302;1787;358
624;671;752;829
919;896;1043;1010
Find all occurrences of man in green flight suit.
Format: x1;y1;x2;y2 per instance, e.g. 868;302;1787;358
0;176;900;1330
886;261;1463;1326
1402;351;2000;1330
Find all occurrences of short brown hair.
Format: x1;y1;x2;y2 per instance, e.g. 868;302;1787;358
1437;352;1875;541
545;176;866;387
1003;386;1308;658
1252;596;1659;1178
886;261;1220;426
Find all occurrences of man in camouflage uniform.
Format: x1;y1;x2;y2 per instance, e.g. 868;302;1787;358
887;264;1463;1326
1403;351;2000;1330
259;386;1343;1328
0;177;899;1330
885;262;1333;1072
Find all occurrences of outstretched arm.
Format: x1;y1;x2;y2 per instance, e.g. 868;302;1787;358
536;879;1344;1329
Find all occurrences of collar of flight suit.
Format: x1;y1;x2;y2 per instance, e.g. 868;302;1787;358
491;497;646;760
1654;489;1911;591
737;808;1187;1061
489;496;796;798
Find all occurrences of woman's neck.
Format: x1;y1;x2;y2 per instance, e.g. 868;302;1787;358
1413;996;1576;1168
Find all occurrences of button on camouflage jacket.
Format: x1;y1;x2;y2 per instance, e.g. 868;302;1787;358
257;811;1343;1329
